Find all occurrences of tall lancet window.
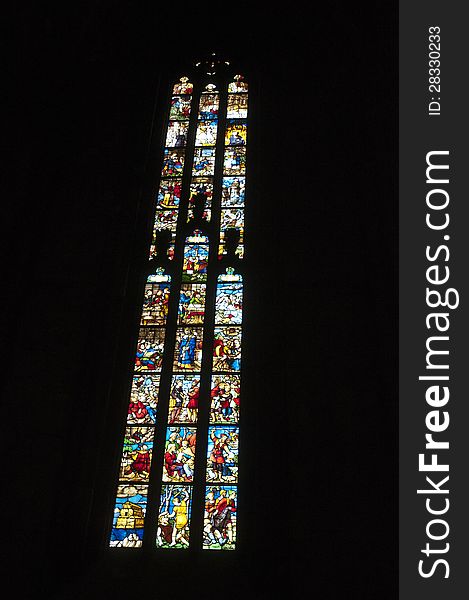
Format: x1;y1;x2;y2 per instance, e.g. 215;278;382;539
109;58;247;552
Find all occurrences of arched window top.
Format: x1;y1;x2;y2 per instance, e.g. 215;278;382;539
172;76;193;95
228;74;248;93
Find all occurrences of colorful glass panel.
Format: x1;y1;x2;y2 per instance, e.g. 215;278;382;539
157;178;182;208
182;232;209;282
110;485;148;547
162;149;185;177
162;426;197;482
213;327;242;372
168;374;200;424
165;120;189;148
220;208;244;231
223;147;246;176
192;147;216;176
157;485;193;548
178;283;206;325
198;92;219;120
128;374;160;424
172;76;193;95
135;327;166;372
210;374;241;424
195;121;218;146
225;120;247;146
227;94;248;118
119;426;154;482
228;75;248;93
215;281;243;325
140;280;170;326
206;426;239;483
170;95;192;120
203;486;237;550
173;327;203;371
221;177;245;207
153;209;178;232
190;177;213;204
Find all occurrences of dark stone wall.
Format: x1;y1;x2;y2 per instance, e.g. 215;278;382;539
5;3;397;598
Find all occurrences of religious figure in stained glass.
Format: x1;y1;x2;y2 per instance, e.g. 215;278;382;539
203;486;237;550
210;375;240;423
128;374;160;424
198;92;219;119
165;120;189;147
222;177;245;207
206;426;239;483
223;147;246;175
169;95;192;120
178;283;206;324
168;374;200;424
213;327;242;371
225;121;247;146
140;281;170;326
162;149;185;177
119;427;154;481
158;179;182;208
135;328;166;371
195;121;218;146
163;426;197;482
192;147;216;176
157;485;192;548
173;327;203;371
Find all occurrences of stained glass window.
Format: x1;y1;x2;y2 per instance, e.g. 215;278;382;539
109;67;248;552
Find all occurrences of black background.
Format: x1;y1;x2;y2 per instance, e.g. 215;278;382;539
5;2;397;598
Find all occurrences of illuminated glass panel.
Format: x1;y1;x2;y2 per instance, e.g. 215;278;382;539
135;327;166;372
153;208;178;231
223;147;246;176
213;326;242;372
220;208;244;231
162;426;197;482
178;283;206;325
198;91;219;120
111;71;249;551
210;374;241;424
168;374;200;424
195;121;218;146
206;426;239;483
192;147;216;176
173;327;203;371
165;120;189;148
140;279;171;326
203;486;237;550
225;120;247;146
128;374;160;424
157;485;193;548
170;95;192;120
162;149;185;177
190;177;213;204
173;77;193;95
215;280;243;325
182;232;209;282
157;179;182;208
227;93;248;118
119;426;154;482
110;485;148;547
221;177;245;207
228;75;248;93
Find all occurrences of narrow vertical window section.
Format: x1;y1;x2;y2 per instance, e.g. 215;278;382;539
109;65;248;552
110;269;171;548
